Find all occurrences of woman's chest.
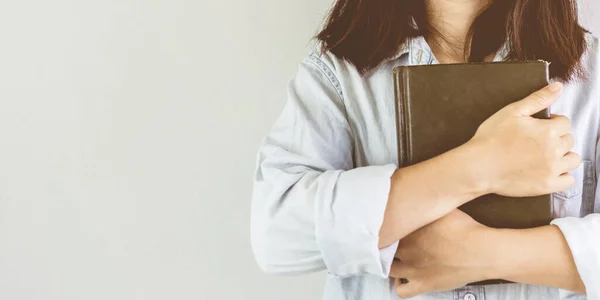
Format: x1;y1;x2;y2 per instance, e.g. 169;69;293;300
343;77;600;217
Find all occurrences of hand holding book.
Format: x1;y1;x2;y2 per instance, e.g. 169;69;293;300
389;62;581;287
468;82;580;198
393;61;573;230
389;83;582;294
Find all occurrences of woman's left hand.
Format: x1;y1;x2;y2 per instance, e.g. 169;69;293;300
391;210;498;299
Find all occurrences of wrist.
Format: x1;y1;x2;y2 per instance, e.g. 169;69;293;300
452;140;494;199
469;226;515;281
483;226;585;291
475;227;520;281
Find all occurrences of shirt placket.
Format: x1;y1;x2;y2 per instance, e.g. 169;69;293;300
454;286;485;300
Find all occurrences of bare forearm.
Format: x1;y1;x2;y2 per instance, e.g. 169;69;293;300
379;142;488;248
485;226;585;293
380;84;575;250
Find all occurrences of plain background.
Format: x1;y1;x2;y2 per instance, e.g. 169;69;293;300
0;1;597;300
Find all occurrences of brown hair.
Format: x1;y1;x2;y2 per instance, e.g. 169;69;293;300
316;0;588;81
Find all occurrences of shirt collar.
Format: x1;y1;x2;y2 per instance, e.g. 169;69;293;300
393;36;430;64
392;36;511;64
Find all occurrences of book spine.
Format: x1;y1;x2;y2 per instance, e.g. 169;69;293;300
393;70;405;167
394;68;412;167
402;68;412;164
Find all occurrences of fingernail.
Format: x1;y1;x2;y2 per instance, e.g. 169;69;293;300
400;278;409;284
548;82;563;93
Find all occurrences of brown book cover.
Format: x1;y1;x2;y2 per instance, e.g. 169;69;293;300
393;61;552;286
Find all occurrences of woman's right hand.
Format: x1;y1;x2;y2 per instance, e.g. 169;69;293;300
380;82;579;246
468;82;581;197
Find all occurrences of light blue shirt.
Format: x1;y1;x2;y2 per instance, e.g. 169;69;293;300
251;34;600;300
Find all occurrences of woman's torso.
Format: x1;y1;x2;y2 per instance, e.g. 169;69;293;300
315;35;600;300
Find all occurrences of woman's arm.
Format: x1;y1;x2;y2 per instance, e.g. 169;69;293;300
389;211;589;299
378;143;488;248
252;53;489;278
380;82;576;248
251;53;411;277
487;224;586;293
253;50;572;279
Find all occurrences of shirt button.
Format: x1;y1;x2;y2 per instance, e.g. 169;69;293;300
463;293;476;300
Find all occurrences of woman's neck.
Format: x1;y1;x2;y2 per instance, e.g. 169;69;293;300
425;0;492;63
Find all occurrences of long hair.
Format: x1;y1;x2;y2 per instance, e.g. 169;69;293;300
316;0;587;81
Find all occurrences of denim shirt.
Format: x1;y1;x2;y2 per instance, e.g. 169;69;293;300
251;34;600;300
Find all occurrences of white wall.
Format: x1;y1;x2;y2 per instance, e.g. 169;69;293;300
581;0;599;35
0;1;596;300
0;0;330;299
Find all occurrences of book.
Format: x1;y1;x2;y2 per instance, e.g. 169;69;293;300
393;61;552;286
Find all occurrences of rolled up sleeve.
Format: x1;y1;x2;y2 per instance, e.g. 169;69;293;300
250;53;398;278
551;215;600;299
315;165;399;277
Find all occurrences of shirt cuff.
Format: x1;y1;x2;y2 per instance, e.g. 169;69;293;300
551;215;600;299
315;164;399;278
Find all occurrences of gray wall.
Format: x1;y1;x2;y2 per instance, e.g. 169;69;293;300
0;1;596;300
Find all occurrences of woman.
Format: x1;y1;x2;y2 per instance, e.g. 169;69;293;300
251;0;600;299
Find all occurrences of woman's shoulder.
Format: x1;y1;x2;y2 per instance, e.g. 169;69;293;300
303;42;360;79
297;42;373;100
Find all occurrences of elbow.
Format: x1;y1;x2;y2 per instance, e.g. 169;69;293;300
253;253;286;275
250;223;289;275
250;175;325;275
251;216;323;276
250;195;289;274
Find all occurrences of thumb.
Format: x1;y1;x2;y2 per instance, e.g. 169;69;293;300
508;82;563;117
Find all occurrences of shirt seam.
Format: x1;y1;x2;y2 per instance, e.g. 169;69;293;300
304;53;357;169
304;54;344;100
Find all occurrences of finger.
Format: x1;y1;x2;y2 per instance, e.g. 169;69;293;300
395;277;423;300
392;263;423;299
558;134;575;155
390;259;409;279
390;259;420;280
395;240;417;262
507;82;563;117
547;114;572;136
554;173;576;192
558;151;581;173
